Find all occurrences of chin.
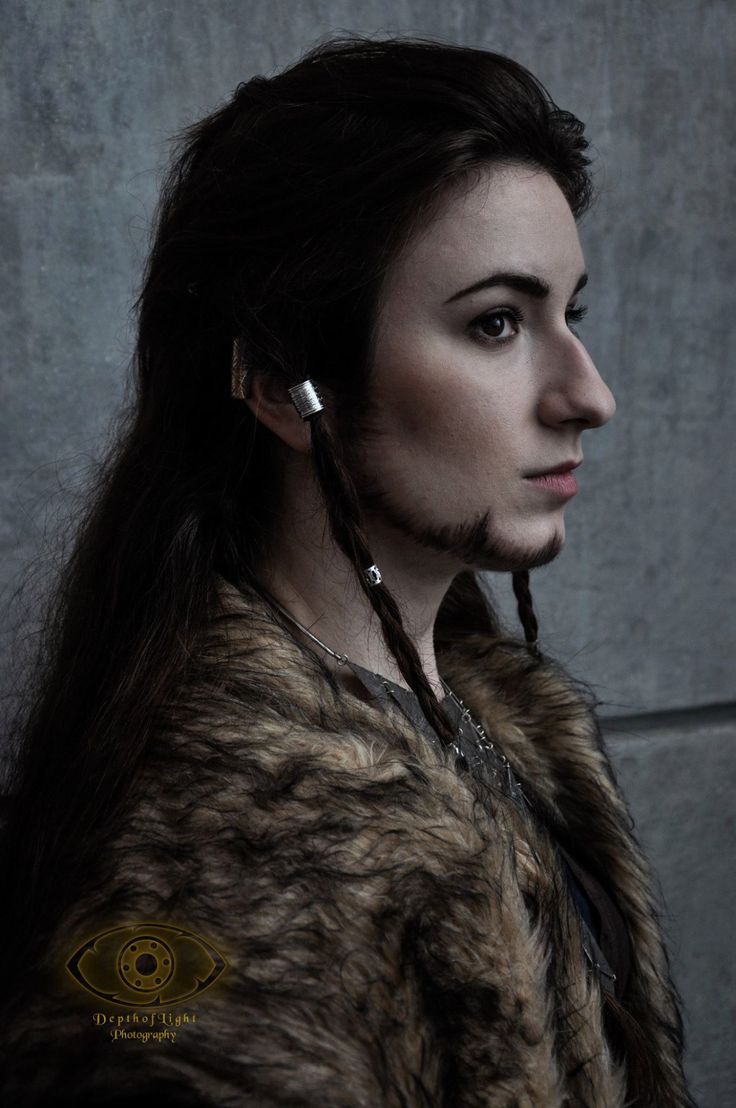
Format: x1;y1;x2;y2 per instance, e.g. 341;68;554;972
519;536;564;571
462;518;566;574
370;498;566;575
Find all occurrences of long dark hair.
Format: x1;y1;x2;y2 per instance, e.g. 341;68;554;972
2;32;592;1011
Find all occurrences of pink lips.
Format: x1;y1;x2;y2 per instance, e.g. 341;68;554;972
525;471;578;497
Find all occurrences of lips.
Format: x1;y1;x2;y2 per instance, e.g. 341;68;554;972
525;458;582;478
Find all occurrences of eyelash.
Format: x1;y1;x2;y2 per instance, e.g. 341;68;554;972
469;303;589;346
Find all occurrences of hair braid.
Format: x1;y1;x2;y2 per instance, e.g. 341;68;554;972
306;411;459;750
511;569;543;659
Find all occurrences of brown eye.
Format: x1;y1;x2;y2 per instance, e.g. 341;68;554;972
480;313;508;337
470;306;524;345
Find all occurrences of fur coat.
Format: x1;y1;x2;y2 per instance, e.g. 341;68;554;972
0;571;693;1107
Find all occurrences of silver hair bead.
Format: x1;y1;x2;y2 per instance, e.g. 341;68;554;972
363;564;382;587
288;379;325;420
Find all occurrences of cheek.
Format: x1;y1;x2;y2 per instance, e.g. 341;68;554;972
375;342;473;443
377;346;519;479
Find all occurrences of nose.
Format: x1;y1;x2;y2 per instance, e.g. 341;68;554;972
537;335;616;430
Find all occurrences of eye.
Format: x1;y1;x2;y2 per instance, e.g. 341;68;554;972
566;302;588;336
468;302;589;347
468;307;524;346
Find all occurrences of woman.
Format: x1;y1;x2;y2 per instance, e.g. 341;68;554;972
0;34;693;1106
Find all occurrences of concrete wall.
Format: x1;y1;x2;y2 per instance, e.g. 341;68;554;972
2;2;733;1103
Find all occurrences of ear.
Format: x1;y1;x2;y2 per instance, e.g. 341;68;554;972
243;370;314;455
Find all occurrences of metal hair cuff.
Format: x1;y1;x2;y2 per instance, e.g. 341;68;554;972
363;565;382;586
288;379;325;420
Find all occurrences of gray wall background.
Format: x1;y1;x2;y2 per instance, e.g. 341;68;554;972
1;1;733;1103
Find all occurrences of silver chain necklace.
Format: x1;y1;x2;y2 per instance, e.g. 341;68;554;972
263;591;532;811
438;682;530;804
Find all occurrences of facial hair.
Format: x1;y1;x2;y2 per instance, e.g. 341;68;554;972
356;478;562;573
339;400;564;575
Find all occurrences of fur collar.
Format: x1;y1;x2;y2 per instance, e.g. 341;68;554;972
1;571;692;1107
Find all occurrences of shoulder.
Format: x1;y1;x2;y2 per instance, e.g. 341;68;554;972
8;680;555;1108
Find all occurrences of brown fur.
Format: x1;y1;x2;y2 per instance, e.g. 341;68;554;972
0;573;692;1106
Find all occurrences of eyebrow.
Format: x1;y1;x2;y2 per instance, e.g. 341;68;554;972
443;270;589;304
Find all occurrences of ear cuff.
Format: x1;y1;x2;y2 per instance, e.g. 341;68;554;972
230;338;250;400
230;339;325;420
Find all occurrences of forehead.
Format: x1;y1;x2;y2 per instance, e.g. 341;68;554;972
386;163;584;301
